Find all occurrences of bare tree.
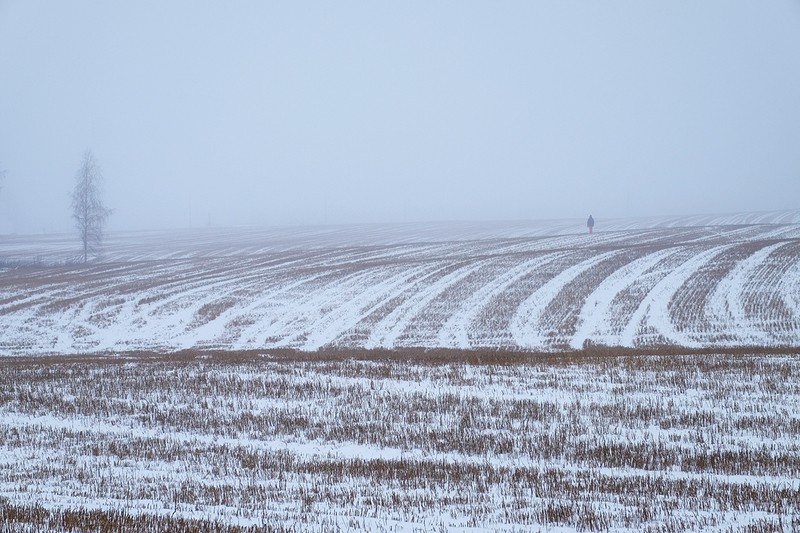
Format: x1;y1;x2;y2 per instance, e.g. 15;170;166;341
71;150;111;263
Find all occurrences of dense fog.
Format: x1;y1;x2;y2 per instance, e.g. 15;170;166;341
1;1;799;233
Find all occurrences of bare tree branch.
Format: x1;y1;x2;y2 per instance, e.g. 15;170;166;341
71;150;111;263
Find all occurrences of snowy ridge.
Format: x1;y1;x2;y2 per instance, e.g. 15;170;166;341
1;211;799;355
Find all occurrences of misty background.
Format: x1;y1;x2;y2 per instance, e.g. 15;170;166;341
1;1;799;234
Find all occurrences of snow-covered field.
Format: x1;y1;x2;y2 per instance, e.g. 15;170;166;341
1;210;799;355
1;353;798;531
1;211;799;531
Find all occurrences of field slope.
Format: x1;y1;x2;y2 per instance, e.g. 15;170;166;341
1;211;799;355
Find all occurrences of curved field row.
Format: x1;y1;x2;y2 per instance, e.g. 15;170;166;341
436;253;559;348
510;250;623;349
703;242;792;346
627;245;734;347
363;259;493;349
569;246;679;349
1;222;799;355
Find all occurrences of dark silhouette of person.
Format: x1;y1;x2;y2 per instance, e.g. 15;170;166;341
587;215;595;234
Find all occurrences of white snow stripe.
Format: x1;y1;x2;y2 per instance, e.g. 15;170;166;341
622;244;733;348
364;259;492;349
569;247;678;349
437;253;560;348
704;242;788;346
510;250;621;349
299;264;435;351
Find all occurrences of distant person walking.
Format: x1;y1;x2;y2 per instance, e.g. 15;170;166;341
587;215;595;234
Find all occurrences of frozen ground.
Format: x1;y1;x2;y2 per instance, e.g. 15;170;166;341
1;210;799;355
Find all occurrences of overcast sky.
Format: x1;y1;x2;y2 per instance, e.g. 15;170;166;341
1;1;799;233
